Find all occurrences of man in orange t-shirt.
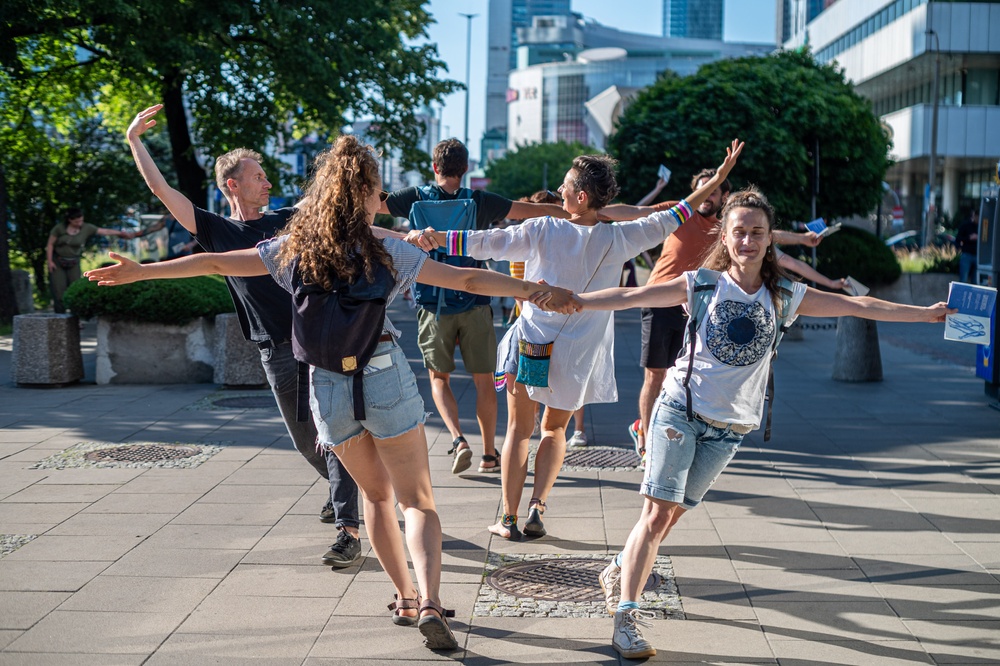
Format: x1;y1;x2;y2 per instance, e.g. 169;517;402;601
629;168;730;458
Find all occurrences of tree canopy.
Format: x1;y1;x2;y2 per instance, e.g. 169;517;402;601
484;141;591;201
608;50;892;226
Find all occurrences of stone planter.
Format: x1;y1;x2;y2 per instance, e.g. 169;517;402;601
95;317;216;384
213;313;267;387
11;313;83;386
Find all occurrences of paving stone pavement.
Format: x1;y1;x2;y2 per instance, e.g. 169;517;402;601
1;301;998;665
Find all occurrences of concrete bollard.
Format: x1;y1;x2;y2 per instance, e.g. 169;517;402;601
11;269;34;314
832;316;883;382
213;313;267;387
11;313;84;386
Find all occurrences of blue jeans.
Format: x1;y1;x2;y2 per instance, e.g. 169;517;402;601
641;396;745;510
959;253;977;284
259;341;359;529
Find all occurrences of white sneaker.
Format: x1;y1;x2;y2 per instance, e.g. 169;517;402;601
598;560;621;615
612;608;657;659
567;430;587;447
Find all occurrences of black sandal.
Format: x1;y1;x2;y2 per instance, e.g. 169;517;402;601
387;592;420;627
448;436;472;474
417;598;458;650
523;498;547;537
478;453;501;473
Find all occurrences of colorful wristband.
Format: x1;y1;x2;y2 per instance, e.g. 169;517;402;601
666;199;693;227
446;230;470;256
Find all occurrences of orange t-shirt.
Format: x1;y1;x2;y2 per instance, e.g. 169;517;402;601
646;200;719;286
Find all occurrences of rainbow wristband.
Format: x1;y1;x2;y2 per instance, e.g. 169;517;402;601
446;230;471;256
666;199;693;227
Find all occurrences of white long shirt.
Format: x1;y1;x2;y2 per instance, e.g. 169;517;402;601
462;211;681;410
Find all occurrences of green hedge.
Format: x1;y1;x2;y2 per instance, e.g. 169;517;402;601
811;226;902;287
63;275;235;325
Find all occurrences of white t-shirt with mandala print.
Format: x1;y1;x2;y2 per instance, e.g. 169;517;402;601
662;271;807;428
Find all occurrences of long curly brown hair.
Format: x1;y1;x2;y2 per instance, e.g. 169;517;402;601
702;186;796;314
277;135;395;290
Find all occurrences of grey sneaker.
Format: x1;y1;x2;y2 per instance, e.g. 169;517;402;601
612;608;657;659
322;529;362;569
599;560;621;615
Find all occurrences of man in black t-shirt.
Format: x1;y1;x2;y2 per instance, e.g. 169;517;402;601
381;138;565;475
125;104;362;569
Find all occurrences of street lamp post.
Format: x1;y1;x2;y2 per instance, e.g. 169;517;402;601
459;12;478;149
924;2;941;249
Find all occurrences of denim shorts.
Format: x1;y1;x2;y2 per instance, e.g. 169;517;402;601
640;394;745;510
309;340;426;449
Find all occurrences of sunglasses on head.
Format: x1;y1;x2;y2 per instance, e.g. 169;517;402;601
379;191;389;202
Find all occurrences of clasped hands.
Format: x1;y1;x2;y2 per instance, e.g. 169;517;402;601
529;283;581;315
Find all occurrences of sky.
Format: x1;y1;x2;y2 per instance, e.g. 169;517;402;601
422;0;777;162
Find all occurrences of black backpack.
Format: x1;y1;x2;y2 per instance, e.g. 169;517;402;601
290;257;395;422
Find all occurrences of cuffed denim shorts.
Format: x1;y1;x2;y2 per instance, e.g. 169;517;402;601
309;340;426;449
640;393;745;510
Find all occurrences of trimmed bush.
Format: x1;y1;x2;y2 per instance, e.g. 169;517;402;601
810;226;901;287
63;275;235;325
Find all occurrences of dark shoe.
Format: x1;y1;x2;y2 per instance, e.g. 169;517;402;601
388;592;421;627
448;436;472;474
417;599;458;650
322;529;362;569
478;453;501;473
319;499;337;523
523;499;547;537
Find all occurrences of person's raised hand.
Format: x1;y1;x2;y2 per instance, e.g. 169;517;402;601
717;139;745;179
127;105;164;142
84;252;142;286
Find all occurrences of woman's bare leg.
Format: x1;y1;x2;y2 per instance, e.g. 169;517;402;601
489;377;537;537
531;405;573;505
619;497;687;603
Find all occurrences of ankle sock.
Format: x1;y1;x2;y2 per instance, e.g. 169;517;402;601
617;600;640;612
614;552;623;568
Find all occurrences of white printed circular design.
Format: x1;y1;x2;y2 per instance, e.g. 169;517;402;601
705;300;773;367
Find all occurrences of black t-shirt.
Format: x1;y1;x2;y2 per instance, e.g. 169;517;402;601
956;220;978;256
194;206;295;344
385;186;513;231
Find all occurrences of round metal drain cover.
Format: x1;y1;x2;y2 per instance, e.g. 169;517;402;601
84;445;202;463
211;396;275;409
487;558;660;601
563;447;640;468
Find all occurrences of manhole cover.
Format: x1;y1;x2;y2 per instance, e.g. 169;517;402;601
486;558;660;602
563;447;640;469
84;445;202;464
211;396;275;409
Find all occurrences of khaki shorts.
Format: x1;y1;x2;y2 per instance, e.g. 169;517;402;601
417;304;497;374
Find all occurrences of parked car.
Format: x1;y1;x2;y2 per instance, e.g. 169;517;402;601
885;230;956;251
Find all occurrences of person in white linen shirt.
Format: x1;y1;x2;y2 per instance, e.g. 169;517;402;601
410;140;745;540
564;186;952;660
85;136;579;652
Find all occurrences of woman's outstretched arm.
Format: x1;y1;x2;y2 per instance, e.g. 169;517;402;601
796;287;953;322
84;249;267;286
416;259;579;314
568;276;688;312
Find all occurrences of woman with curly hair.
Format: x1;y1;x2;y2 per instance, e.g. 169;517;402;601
566;186;952;660
411;141;744;541
86;135;576;652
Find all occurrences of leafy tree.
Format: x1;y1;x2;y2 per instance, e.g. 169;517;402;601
608;51;891;227
484;141;591;201
2;1;459;205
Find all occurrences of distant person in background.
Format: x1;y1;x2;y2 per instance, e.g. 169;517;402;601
136;212;199;259
956;209;979;284
46;207;134;313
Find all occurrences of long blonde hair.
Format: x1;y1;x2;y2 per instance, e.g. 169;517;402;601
277;136;394;289
702;186;795;314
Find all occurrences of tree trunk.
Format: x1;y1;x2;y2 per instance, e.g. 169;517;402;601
0;165;18;323
162;72;208;208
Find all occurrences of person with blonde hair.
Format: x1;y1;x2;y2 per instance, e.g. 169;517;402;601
87;134;577;652
563;186;952;660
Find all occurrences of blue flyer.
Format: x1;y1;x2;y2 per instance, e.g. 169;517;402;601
945;282;997;344
805;218;826;234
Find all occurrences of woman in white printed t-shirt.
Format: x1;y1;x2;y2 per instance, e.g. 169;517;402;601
562;186;952;661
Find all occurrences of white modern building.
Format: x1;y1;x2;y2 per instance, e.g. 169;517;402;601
506;17;771;150
782;0;1000;229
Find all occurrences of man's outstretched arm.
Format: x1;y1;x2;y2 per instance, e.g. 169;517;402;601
127;105;196;233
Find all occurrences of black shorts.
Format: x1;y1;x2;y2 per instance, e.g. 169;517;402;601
640;306;687;369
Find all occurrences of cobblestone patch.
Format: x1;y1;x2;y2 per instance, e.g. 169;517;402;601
475;553;684;619
1;534;37;559
30;441;228;470
186;390;276;411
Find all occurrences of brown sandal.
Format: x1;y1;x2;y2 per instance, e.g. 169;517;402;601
417;598;458;650
387;592;420;627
